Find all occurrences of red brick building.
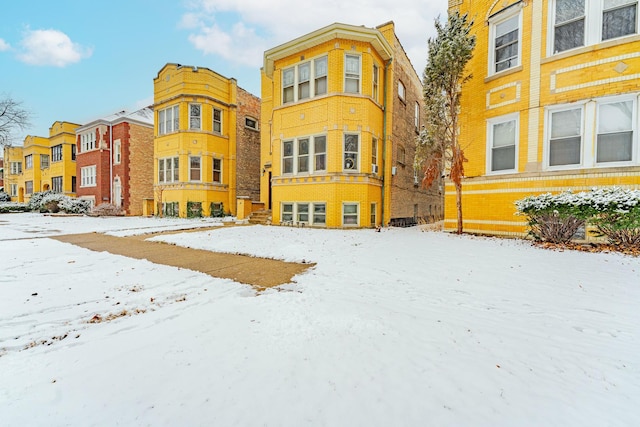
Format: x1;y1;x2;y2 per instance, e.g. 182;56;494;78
75;108;154;215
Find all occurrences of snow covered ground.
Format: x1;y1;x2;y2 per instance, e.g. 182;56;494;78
1;213;639;426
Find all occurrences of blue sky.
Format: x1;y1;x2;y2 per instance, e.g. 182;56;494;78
1;0;447;145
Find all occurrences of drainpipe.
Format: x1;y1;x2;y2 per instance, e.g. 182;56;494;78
381;58;392;227
109;123;113;204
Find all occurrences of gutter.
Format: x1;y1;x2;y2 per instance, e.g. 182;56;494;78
381;58;392;226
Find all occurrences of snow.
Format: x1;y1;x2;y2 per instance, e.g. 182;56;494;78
1;213;639;426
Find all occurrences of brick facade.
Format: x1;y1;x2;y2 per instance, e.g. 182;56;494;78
236;88;261;202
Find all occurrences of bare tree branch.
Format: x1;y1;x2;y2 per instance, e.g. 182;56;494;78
0;94;31;146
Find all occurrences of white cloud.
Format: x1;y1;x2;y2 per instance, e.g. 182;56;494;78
17;29;92;67
0;38;10;51
181;0;447;73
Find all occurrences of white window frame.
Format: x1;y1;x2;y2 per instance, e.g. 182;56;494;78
52;176;63;193
158;156;179;183
189;103;201;130
281;135;327;176
344;54;361;94
595;94;637;166
486;113;519;174
25;154;33;170
372;137;378;173
414;102;420;131
544;102;587;170
372;63;379;102
113;140;121;164
40;154;50;169
10;183;17;196
342;202;359;227
212;158;222;183
80;165;97;187
282;55;329;104
81;131;96;152
548;0;639;56
189;156;201;181
398;81;406;102
213;108;222;134
52;145;63;162
370;202;377;227
280;202;327;226
10;162;22;175
25;181;33;195
343;133;360;172
158;105;180;135
245;116;258;130
488;6;523;75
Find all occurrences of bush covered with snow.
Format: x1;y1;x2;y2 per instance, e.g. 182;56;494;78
0;202;30;213
516;187;640;247
27;191;91;214
89;203;125;217
0;191;10;202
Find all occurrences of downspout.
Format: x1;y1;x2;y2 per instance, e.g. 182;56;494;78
381;58;392;227
109;123;113;204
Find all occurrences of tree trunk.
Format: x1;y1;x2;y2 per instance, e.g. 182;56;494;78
455;180;463;234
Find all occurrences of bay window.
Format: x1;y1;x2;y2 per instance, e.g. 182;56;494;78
282;56;329;104
281;135;327;175
159;105;179;135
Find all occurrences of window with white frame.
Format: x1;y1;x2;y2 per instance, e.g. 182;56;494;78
158;105;180;135
548;107;583;167
490;11;521;74
344;134;359;171
281;202;326;226
40;154;49;169
370;203;377;226
189;156;201;181
10;162;22;174
25;154;33;169
372;64;379;102
158;157;179;183
281;135;327;175
343;203;359;226
25;181;33;194
488;114;518;172
81;166;96;187
81;131;96;152
245;117;258;130
551;0;638;54
52;145;63;162
52;176;63;193
345;54;360;94
596;99;635;163
415;102;420;131
10;183;17;196
398;81;406;101
213;108;222;134
397;145;406;165
282;203;293;222
283;56;329;104
189;104;201;130
114;140;121;164
213;158;222;183
372;137;378;172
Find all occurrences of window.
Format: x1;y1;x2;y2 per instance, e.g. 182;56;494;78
370;203;377;226
52;145;63;162
488;114;518;172
114;140;121;164
158;157;179;183
343;203;359;226
81;132;96;152
245;117;258;130
25;155;33;169
81;166;96;187
10;162;22;174
397;145;406;165
158;105;180;135
344;134;359;171
25;181;33;195
189;104;201;130
282;135;327;175
597;100;634;163
282;203;293;222
297;203;309;223
415;102;420;131
72;176;76;193
213;108;222;134
163;202;179;217
398;81;406;101
551;0;638;54
490;12;520;73
189;156;201;181
72;144;76;161
553;0;585;53
548;108;582;167
345;54;360;94
281;202;326;226
372;64;379;102
372;137;378;169
283;56;328;104
313;203;326;225
10;183;17;196
213;158;222;183
40;154;49;169
52;176;63;193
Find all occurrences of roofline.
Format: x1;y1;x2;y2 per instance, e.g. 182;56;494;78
263;22;394;78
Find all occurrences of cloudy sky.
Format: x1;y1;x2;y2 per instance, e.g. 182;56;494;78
1;0;447;143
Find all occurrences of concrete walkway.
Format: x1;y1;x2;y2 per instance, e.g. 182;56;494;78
52;230;312;289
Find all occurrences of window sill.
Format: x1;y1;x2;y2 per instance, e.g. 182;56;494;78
484;65;523;83
542;33;640;64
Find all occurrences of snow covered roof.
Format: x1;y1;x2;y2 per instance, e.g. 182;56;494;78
75;106;154;132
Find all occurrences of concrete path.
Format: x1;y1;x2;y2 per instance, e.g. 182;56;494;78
52;231;312;289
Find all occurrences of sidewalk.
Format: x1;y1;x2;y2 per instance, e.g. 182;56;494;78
52;230;312;289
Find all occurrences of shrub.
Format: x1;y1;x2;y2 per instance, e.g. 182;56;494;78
0;191;10;202
210;202;224;218
89;203;125;217
0;202;30;213
187;201;203;218
516;187;640;248
27;191;90;214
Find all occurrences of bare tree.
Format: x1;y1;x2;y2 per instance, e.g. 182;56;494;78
415;12;475;234
0;95;31;146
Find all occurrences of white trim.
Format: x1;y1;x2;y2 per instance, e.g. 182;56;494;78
486;112;519;175
488;6;523;76
342;202;360;227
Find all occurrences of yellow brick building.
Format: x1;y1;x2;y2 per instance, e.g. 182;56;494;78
3;121;79;202
261;22;442;228
153;63;261;218
448;0;640;237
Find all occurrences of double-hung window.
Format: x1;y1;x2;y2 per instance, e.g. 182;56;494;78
298;62;311;100
372;137;378;174
343;203;359;226
40;154;50;169
345;55;360;94
25;155;33;169
490;10;521;74
315;57;328;96
52;145;63;162
158;157;179;183
553;0;586;53
213;108;222;134
25;181;33;194
159;105;179;135
81;132;96;152
597;99;635;163
189;104;201;130
189;156;201;181
114;140;121;164
10;184;17;196
81;166;96;187
282;56;329;104
372;64;379;102
281;202;326;226
488;113;518;172
10;162;22;174
548;107;583;167
344;134;359;171
282;135;327;175
212;158;222;183
603;0;638;40
52;176;63;193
